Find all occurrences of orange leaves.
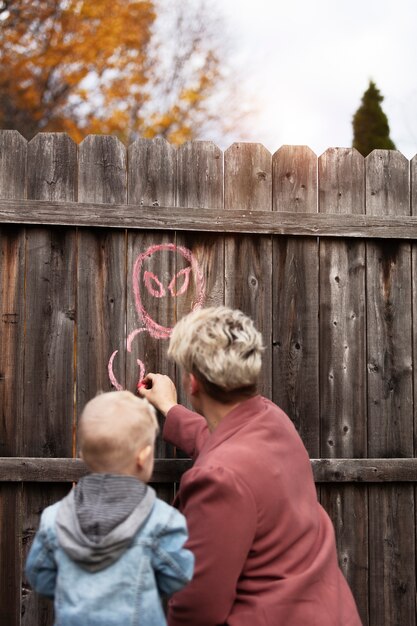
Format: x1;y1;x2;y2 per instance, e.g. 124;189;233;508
0;0;231;144
0;0;155;138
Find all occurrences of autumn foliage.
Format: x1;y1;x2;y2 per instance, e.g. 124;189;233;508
0;0;226;143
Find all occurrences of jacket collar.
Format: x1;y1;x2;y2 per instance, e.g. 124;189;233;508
196;395;265;461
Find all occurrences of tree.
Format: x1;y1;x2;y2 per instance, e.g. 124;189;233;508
139;0;231;145
352;80;396;156
0;0;246;143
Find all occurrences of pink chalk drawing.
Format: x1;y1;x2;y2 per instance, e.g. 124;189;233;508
108;243;205;390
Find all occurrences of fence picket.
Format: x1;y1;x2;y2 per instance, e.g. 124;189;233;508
0;130;27;626
176;141;224;405
412;154;417;626
366;150;415;626
318;147;368;624
224;143;273;398
127;138;177;449
77;135;127;423
22;132;78;625
272;145;319;455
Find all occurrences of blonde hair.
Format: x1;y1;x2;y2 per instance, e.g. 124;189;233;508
168;307;264;393
79;391;158;473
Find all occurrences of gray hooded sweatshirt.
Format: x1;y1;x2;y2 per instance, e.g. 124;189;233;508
56;474;156;572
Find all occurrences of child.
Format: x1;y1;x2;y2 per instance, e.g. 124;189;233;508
26;391;194;626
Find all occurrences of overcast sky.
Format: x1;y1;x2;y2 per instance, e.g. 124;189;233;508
213;0;417;158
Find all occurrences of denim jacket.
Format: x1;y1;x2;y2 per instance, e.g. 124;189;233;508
25;474;194;626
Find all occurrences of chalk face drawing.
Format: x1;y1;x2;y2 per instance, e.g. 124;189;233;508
108;243;205;390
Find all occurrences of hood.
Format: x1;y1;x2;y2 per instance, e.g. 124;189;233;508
55;474;156;572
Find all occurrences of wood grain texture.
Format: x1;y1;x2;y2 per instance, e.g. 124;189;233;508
0;458;192;483
22;133;77;626
411;152;417;626
366;151;412;457
319;148;366;457
3;197;417;238
127;139;178;501
24;133;77;457
176;141;224;406
0;484;22;624
77;135;127;426
0;131;26;457
318;148;368;624
225;143;273;398
366;150;415;626
127;138;177;426
368;484;415;626
129;137;176;207
0;131;27;200
272;146;319;455
2;457;417;483
0;131;27;626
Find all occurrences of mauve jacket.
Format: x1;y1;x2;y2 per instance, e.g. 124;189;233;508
163;395;362;626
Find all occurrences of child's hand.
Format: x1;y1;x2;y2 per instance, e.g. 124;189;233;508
138;373;178;416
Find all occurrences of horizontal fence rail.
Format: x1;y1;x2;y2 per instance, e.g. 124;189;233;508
1;199;417;238
1;457;417;483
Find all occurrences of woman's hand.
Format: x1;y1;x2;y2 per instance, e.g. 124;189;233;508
138;373;178;416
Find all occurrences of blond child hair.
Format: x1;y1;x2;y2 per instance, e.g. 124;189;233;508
79;391;158;474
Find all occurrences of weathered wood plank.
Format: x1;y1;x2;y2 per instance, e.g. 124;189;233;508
24;134;77;457
127;138;180;502
411;152;417;626
272;146;319;454
176;141;224;404
319;148;366;457
126;140;177;403
0;484;22;625
0;131;26;457
366;151;413;457
225;143;273;398
366;150;415;626
0;131;27;200
318;148;368;624
0;131;27;626
77;135;127;424
176;140;224;312
0;227;26;457
126;139;177;456
2;198;417;238
23;133;77;626
2;457;417;483
0;458;192;482
313;458;417;482
368;484;415;626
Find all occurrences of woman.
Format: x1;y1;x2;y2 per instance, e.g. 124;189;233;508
140;306;362;626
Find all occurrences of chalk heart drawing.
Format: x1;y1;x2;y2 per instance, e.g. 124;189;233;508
108;243;205;390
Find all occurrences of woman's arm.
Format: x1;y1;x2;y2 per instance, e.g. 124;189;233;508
163;405;209;459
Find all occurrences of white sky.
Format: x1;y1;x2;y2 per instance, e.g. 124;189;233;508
212;0;417;158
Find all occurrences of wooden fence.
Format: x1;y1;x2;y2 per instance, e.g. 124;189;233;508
1;129;417;625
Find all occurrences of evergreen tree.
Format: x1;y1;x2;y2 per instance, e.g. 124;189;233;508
352;81;396;156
